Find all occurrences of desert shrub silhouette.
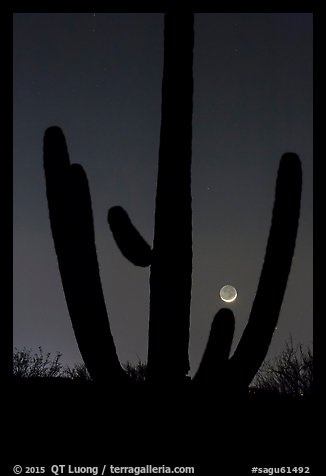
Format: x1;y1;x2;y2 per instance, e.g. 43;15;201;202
13;347;63;378
43;13;302;391
123;360;147;384
13;347;92;382
64;361;92;381
250;337;313;399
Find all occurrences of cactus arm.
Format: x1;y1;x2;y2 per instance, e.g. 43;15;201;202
228;153;302;387
147;13;194;381
108;206;152;267
43;127;128;383
193;309;235;384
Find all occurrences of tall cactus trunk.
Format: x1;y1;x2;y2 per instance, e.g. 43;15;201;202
147;13;194;382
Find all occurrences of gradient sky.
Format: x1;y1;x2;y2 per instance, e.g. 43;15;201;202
13;12;313;376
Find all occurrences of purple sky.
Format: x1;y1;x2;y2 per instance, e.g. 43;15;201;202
13;12;313;376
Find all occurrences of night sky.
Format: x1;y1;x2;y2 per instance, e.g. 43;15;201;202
13;12;313;377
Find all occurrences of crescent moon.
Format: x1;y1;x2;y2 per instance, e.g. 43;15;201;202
220;285;237;303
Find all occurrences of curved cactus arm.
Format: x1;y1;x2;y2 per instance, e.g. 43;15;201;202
44;127;129;383
108;206;152;267
192;309;235;384
228;153;302;387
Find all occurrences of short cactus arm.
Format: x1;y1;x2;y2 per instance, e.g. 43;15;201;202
108;206;152;267
228;153;302;387
43;127;128;383
193;309;235;384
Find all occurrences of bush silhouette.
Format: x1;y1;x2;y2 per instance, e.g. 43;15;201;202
13;347;147;384
13;347;92;382
43;13;302;391
251;337;313;398
13;342;312;399
64;362;92;381
13;347;63;378
123;360;147;384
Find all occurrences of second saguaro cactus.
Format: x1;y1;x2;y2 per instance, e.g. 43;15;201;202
43;13;302;389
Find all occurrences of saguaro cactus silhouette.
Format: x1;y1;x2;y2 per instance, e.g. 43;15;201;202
193;153;302;389
43;128;128;383
43;13;302;389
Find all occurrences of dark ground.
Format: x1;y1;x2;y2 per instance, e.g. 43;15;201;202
8;379;315;474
